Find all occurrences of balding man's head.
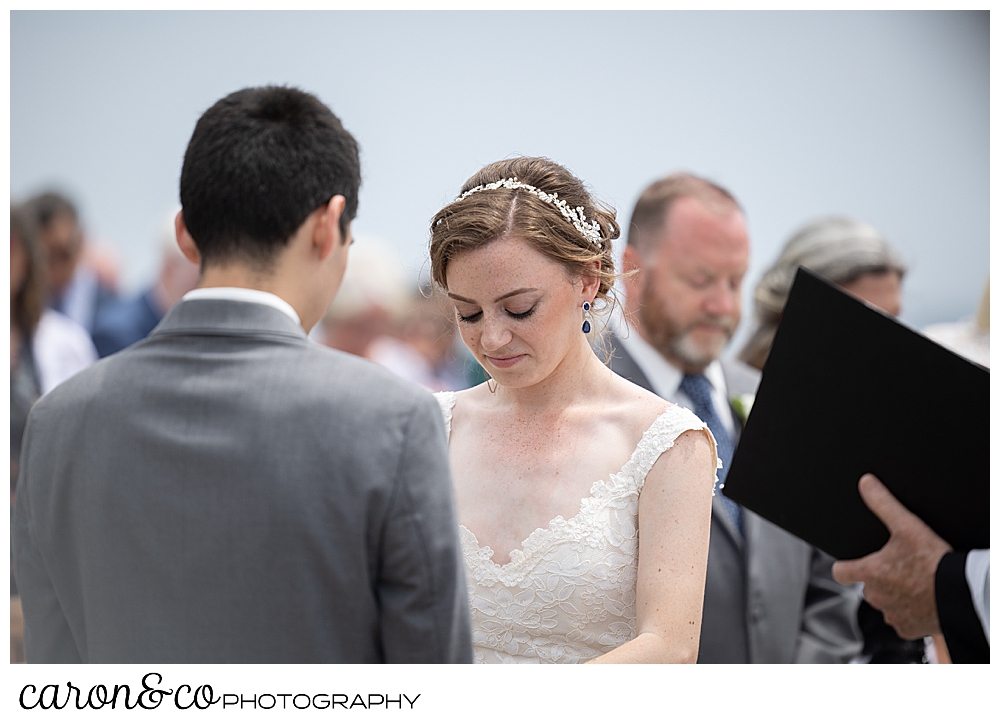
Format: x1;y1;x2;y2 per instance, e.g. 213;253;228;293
627;173;742;258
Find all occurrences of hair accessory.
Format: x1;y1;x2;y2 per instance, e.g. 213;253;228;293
457;177;603;249
582;301;592;334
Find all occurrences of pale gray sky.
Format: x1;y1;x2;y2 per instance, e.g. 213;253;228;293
11;10;989;341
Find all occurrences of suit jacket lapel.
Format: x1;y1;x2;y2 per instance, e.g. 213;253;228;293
720;379;748;551
712;368;751;550
713;495;745;550
729;399;745;440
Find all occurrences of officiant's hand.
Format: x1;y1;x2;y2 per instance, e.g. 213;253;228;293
832;474;952;640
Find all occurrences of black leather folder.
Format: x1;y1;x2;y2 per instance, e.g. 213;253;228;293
723;268;989;561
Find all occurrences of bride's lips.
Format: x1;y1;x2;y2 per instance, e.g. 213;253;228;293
485;354;527;369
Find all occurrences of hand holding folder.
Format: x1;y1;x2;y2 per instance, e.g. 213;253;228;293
832;473;953;639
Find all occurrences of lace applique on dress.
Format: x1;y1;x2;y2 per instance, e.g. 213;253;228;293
432;390;718;664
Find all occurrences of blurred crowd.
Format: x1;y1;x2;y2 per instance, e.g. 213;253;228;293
309;238;482;393
10;186;988;664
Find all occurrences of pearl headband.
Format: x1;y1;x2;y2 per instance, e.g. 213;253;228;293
457;177;604;250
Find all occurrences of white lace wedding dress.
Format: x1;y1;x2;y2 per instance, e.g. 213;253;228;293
434;391;717;664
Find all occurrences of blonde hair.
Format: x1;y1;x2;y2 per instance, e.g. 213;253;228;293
429;157;620;307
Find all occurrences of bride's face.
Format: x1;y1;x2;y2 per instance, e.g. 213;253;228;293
446;236;591;389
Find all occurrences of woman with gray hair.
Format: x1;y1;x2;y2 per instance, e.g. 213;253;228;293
738;216;907;371
739;216;938;663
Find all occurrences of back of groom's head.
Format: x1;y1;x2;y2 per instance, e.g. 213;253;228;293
180;85;361;269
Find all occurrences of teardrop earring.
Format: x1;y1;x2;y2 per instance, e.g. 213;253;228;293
582;301;592;334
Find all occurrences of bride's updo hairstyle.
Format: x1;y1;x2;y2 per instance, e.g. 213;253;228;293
429;157;621;311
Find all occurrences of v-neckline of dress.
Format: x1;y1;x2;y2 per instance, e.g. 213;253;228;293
435;391;681;585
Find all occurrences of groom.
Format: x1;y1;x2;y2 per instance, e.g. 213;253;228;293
13;86;473;663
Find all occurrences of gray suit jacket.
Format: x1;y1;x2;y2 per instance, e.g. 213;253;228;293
13;299;474;663
606;334;861;663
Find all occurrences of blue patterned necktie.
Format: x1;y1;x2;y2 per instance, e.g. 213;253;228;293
679;373;744;539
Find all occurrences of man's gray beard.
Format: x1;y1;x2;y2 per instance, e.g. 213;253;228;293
666;330;729;372
638;283;734;373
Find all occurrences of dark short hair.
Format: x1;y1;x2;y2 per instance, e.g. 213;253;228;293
26;191;78;229
627;172;740;256
179;85;361;268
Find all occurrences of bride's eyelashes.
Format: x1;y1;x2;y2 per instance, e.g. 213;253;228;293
506;305;536;320
457;310;483;323
455;305;537;324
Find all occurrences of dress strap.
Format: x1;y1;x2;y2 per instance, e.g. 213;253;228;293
432;390;457;440
624;405;721;496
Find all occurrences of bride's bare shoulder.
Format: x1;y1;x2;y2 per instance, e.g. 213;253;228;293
608;369;674;415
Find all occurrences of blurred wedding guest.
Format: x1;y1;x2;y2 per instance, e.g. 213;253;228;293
11;203;44;621
10;204;97;401
922;280;989;368
737;216;931;663
81;240;123;297
607;173;861;663
317;237;410;356
739;216;906;371
10;206;45;497
367;288;468;392
10;203;96;613
26;191;119;335
92;212;200;357
319;247;467;391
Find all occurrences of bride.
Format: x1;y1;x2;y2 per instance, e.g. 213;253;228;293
428;157;718;663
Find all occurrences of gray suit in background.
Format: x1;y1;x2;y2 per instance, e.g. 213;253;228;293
606;334;861;663
13;299;473;663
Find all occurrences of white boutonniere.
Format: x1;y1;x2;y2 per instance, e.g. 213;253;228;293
731;393;755;424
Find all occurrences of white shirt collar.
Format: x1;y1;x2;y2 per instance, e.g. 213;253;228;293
617;325;734;435
182;287;301;327
703;359;729;400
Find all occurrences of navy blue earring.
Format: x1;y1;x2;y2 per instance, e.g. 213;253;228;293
582;301;592;334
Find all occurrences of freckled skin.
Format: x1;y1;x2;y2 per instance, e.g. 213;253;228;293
444;234;716;663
